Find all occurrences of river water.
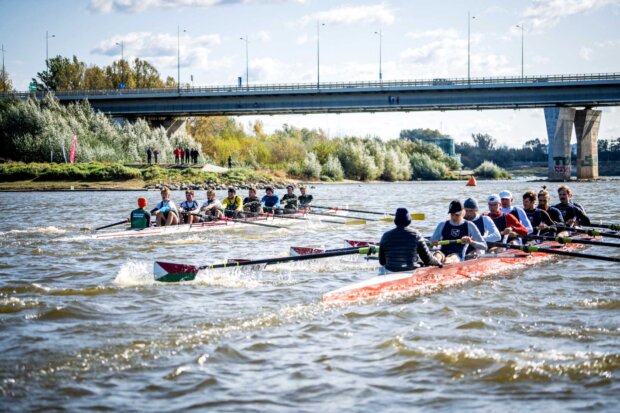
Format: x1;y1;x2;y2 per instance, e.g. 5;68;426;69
0;180;618;412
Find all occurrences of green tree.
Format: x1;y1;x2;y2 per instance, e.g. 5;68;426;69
0;67;13;92
472;133;496;151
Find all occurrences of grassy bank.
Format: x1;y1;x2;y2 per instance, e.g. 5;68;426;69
0;162;294;191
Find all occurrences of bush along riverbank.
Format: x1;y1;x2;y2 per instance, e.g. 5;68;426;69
0;162;298;190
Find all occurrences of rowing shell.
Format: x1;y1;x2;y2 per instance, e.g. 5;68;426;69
94;208;346;240
322;238;588;304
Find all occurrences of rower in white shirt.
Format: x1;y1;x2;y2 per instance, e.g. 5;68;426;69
499;190;533;234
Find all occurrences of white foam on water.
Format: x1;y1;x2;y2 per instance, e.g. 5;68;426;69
156;235;207;245
0;226;67;237
113;261;156;286
194;268;263;288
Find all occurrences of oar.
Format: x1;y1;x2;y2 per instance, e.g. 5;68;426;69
526;234;620;248
203;214;284;229
312;205;425;220
305;210;375;221
154;246;379;282
550;225;620;240
487;241;620;263
247;210;366;225
583;223;620;231
95;219;128;231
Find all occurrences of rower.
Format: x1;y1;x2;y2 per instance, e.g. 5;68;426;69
378;208;441;275
222;188;244;218
243;187;261;215
179;189;200;224
463;197;500;244
280;185;298;212
554;185;590;226
431;200;486;263
200;189;223;220
536;186;564;225
261;187;281;214
151;187;179;226
499;190;533;234
522;190;556;234
129;197;151;229
298;185;313;210
485;194;528;243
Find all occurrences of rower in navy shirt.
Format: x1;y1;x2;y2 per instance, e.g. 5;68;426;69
261;187;281;213
554;185;590;226
431;200;486;263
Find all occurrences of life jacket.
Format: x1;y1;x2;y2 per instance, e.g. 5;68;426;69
180;200;198;212
440;221;469;256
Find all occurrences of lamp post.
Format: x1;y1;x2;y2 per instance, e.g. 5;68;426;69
516;24;524;79
115;40;124;87
467;12;475;84
374;29;383;83
317;21;325;89
46;30;55;68
240;35;249;89
1;44;6;92
177;25;186;92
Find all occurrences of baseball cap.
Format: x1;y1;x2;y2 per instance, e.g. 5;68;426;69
463;198;479;210
499;190;512;199
487;194;501;203
448;200;463;214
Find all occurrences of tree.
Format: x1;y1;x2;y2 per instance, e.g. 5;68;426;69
35;55;86;91
399;128;445;141
472;133;496;151
0;68;13;92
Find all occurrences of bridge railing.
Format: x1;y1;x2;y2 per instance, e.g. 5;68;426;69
3;72;620;99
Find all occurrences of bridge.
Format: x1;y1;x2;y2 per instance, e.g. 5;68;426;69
6;72;620;181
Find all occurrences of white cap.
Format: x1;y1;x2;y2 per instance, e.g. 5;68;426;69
499;190;512;199
487;194;501;203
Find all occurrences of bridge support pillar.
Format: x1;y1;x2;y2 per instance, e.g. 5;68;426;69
575;109;601;180
544;107;576;181
148;118;188;138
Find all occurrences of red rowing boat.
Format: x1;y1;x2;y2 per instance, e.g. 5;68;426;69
322;238;588;303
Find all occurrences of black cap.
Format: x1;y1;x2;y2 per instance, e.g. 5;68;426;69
448;200;463;214
394;208;411;227
228;187;236;193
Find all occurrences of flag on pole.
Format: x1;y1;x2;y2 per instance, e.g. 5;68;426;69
69;130;77;164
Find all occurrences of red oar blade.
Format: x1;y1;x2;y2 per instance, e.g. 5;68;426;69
290;246;326;256
154;261;200;283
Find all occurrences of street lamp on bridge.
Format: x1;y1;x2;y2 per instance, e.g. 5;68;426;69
177;26;187;93
467;12;476;84
516;24;525;79
374;28;383;83
240;35;249;89
317;21;325;89
46;30;55;68
115;40;124;88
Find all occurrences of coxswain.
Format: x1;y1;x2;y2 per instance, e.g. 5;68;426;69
431;200;487;263
129;197;151;229
298;185;313;210
485;194;528;242
379;208;442;275
463;197;500;243
536;186;564;225
522;190;556;233
151;187;179;226
554;185;590;226
179;189;200;224
222;188;244;218
243;187;262;215
200;189;223;220
499;190;533;234
280;185;298;212
261;187;281;214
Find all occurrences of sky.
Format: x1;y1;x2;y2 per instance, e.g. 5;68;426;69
1;0;619;147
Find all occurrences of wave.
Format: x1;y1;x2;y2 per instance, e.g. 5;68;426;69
113;261;156;286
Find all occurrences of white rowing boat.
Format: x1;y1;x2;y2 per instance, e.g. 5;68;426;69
94;208;348;240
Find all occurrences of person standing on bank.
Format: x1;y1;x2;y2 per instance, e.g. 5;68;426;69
153;149;159;164
379;208;442;275
228;155;233;169
146;147;152;165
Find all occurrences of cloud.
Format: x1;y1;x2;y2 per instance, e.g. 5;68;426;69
523;0;618;32
301;4;395;26
256;31;272;42
296;34;309;45
580;46;593;60
91;31;222;71
88;0;305;14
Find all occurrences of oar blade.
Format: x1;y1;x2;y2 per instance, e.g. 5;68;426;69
344;219;367;225
154;261;200;283
379;213;424;222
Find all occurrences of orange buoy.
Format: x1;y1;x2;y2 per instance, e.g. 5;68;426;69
466;175;477;186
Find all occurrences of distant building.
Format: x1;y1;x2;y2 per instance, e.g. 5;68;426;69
414;136;455;156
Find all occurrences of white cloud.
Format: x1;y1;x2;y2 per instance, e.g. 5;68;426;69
296;34;309;45
88;0;305;14
91;31;222;71
580;46;593;60
301;4;395;26
256;31;272;42
406;29;460;40
523;0;618;32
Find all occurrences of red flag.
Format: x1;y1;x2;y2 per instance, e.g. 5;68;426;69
69;130;77;164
